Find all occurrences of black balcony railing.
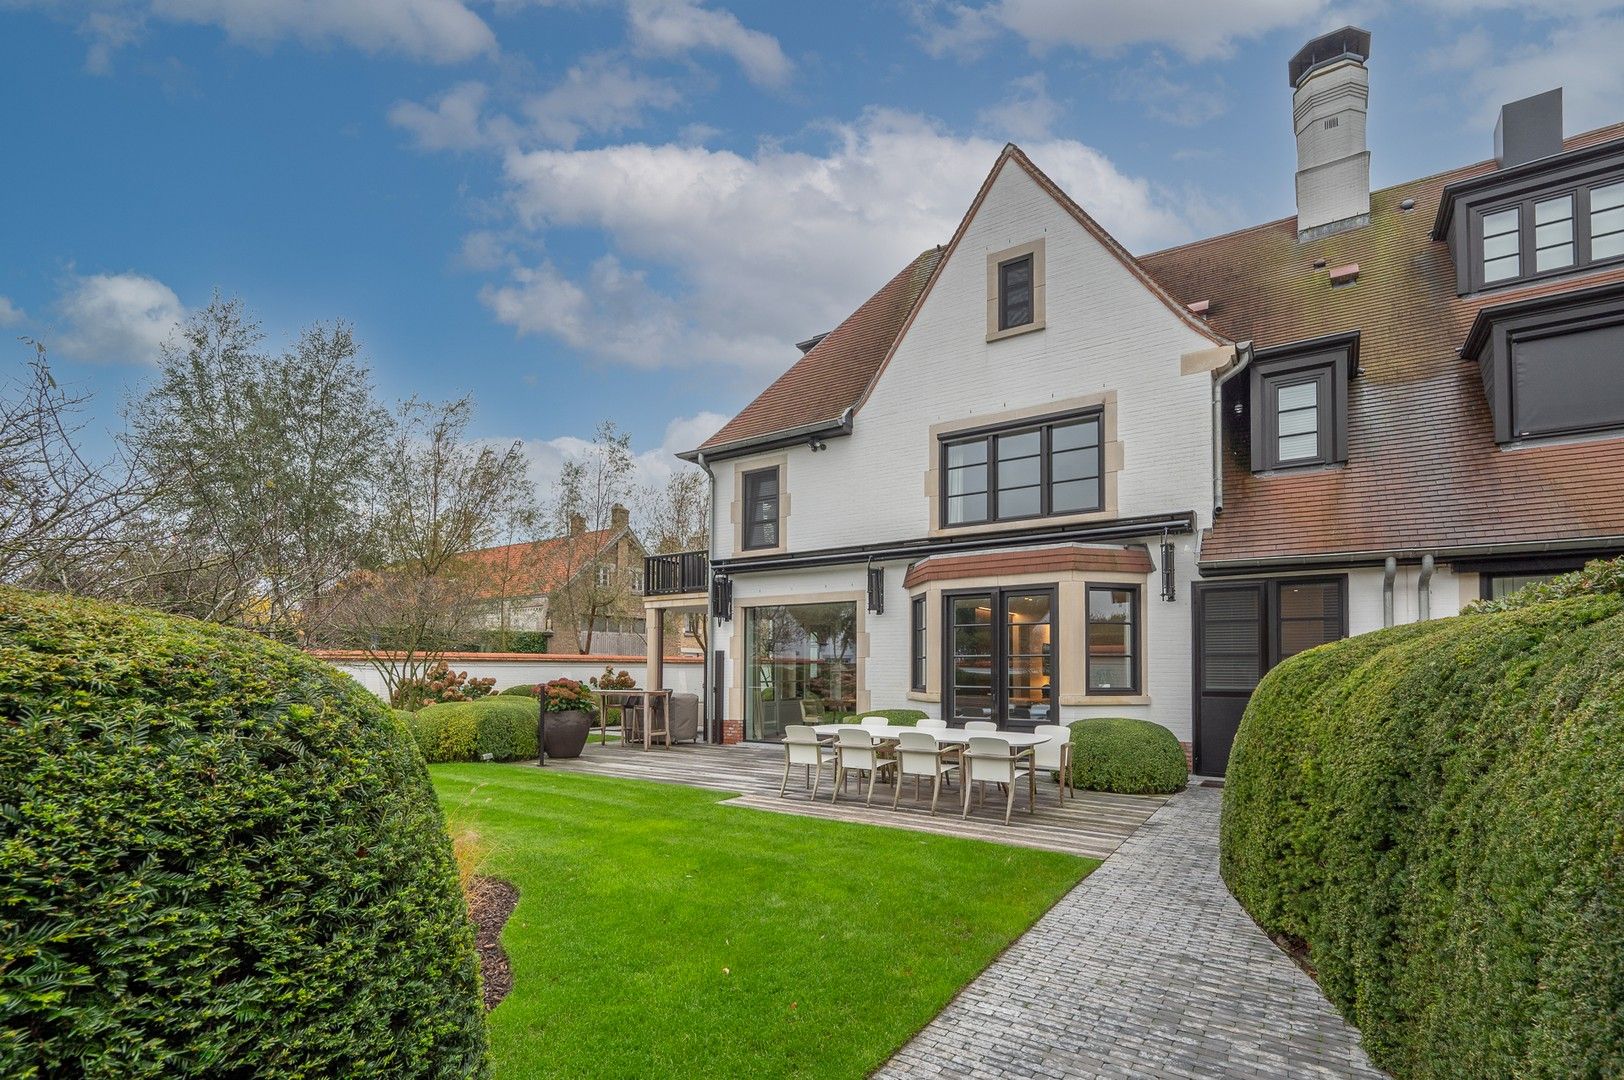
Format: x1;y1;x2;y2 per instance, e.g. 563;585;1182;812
644;550;709;596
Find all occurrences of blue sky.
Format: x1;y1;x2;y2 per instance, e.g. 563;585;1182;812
4;0;1623;493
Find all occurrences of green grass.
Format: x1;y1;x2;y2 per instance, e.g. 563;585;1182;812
430;764;1093;1079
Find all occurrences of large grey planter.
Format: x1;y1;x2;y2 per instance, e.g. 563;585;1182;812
543;709;592;759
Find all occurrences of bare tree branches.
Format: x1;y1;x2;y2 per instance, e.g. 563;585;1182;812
0;344;150;593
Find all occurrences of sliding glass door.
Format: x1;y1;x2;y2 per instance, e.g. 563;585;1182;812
945;586;1055;731
742;602;857;741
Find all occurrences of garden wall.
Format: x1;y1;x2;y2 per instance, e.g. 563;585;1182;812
313;650;705;706
1219;561;1623;1079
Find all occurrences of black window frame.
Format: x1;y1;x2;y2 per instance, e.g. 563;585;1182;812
741;466;781;551
1085;582;1142;697
1269;576;1348;663
938;408;1104;529
909;594;927;691
1466;172;1624;293
1247;337;1354;473
998;253;1035;331
942;584;1059;730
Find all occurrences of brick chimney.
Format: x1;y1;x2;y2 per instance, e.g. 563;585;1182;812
1289;26;1372;239
568;512;586;537
610;504;630;530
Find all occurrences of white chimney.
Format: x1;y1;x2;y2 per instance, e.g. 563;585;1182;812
1290;27;1372;239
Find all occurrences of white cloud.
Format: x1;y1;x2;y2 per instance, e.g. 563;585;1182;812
480;108;1194;372
916;0;1326;61
54;272;186;365
13;0;496;69
389;81;496;152
1443;16;1624;134
0;296;25;326
524;54;684;147
1113;62;1230;127
626;0;793;87
506;409;729;505
976;73;1063;141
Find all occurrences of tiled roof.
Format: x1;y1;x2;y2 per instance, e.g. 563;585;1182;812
1138;123;1624;567
695;247;944;452
460;529;622;599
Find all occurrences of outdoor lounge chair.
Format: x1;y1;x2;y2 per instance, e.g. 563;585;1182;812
892;730;956;815
832;727;897;807
962;736;1034;825
1032;723;1074;803
780;725;834;799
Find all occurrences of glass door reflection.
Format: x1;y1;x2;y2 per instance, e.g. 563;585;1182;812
944;585;1056;731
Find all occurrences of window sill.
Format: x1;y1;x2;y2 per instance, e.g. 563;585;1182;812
1252;461;1345;478
1062;693;1151;707
906;690;940;703
986;320;1045;344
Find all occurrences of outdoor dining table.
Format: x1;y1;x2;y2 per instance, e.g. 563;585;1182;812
595;688;673;750
808;725;1047;813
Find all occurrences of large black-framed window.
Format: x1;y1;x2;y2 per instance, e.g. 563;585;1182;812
1470;172;1624;292
1272;578;1347;661
943;586;1056;730
741;466;780;550
909;594;926;691
1085;583;1141;695
998;254;1034;330
940;410;1102;527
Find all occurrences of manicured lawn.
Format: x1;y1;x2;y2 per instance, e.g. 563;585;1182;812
430;764;1094;1079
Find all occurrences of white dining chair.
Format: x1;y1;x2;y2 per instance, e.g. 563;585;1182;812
891;730;957;815
832;727;897;806
859;716;890;731
917;718;947;732
780;725;835;799
962;736;1034;825
964;720;998;732
1032;723;1074;803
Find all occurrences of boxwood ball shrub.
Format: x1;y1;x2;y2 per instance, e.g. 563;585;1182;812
0;587;486;1079
1220;557;1624;1079
1067;717;1188;794
408;695;539;764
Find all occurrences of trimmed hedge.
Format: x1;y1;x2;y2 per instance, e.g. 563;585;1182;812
1220;558;1624;1079
408;696;539;764
828;708;927;726
1068;717;1188;794
497;684;539;698
0;587;486;1078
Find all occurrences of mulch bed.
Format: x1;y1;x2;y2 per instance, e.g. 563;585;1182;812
467;876;519;1010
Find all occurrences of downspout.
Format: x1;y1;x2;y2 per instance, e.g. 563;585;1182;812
695;450;718;742
1382;556;1397;628
1211;341;1254;516
1418;554;1435;622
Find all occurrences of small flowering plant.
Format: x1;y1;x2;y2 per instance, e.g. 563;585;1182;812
541;677;596;713
589;666;637;690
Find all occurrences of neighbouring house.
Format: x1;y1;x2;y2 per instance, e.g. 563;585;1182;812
644;26;1624;771
466;504;650;655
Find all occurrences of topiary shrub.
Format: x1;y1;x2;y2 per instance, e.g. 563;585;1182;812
827;708;927;725
1068;717;1188;794
0;587;486;1078
1220;557;1624;1079
409;696;539;764
497;684;539;698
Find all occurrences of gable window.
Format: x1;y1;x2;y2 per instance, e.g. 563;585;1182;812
1248;335;1354;472
596;565;613;588
910;595;926;691
941;411;1102;527
742;467;780;550
999;255;1034;330
985;239;1045;341
1085;584;1140;694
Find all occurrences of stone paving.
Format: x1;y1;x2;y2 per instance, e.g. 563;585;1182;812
877;785;1387;1079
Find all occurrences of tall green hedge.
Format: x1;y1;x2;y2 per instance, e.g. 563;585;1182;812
0;587;487;1079
1220;560;1624;1079
1068;717;1188;794
827;708;927;725
407;696;539;763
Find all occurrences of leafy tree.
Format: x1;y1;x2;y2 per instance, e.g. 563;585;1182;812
548;421;640;653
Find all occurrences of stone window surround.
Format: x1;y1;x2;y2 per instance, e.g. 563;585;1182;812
905;566;1151;709
729;589;870;736
730;453;789;558
986;238;1046;342
925;391;1124;538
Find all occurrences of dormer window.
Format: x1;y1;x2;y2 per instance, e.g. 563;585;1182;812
1481;206;1520;283
1247;332;1357;473
985;239;1046;341
1593;180;1624;261
1534;195;1575;272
